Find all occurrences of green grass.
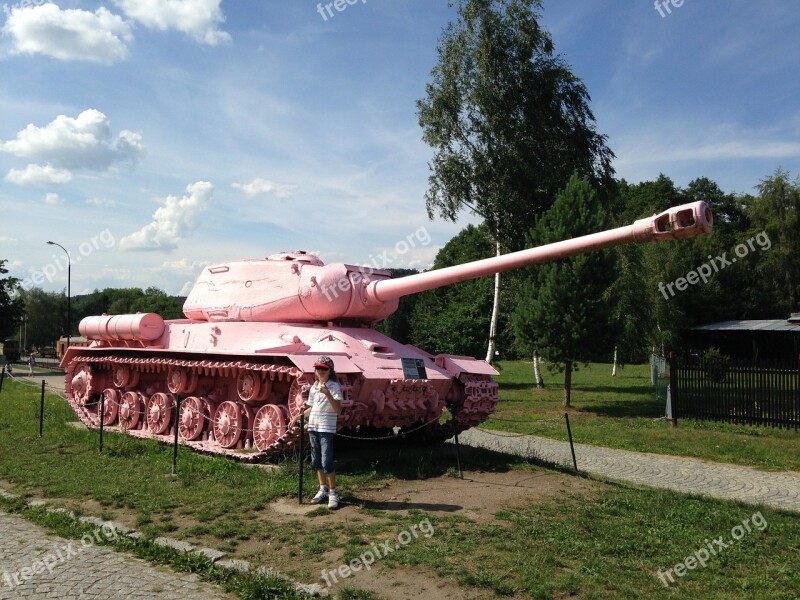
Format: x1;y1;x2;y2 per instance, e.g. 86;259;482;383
488;361;800;471
384;488;800;599
1;377;800;599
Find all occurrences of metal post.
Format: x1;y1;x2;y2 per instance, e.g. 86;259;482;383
46;241;71;351
0;367;5;394
172;395;182;476
564;413;577;470
39;380;46;437
298;411;305;504
669;352;678;427
99;392;105;454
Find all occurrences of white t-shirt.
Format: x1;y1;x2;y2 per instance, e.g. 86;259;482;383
305;380;343;433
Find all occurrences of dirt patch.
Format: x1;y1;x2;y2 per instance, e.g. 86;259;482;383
234;467;601;599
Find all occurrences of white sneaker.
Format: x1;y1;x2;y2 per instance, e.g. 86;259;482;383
327;490;340;510
310;488;328;504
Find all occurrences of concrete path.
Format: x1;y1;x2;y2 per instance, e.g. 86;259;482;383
0;511;234;600
457;428;800;513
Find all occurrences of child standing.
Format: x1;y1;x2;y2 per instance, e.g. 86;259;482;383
290;356;343;509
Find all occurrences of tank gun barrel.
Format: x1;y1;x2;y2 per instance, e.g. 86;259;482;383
368;200;713;304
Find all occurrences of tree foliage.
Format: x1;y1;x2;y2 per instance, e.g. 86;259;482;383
0;260;24;340
417;0;614;249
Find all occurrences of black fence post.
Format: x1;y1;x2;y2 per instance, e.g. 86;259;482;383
564;413;578;471
172;395;182;476
99;392;105;454
449;403;464;479
0;367;5;393
39;380;45;437
669;352;678;428
298;411;305;504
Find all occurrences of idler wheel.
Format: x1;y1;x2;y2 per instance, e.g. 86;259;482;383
146;392;174;434
112;364;139;388
71;364;94;406
213;401;243;448
236;370;261;402
119;391;143;429
253;404;289;451
179;396;207;441
101;388;119;426
167;367;198;394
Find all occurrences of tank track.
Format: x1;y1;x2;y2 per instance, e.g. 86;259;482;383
64;355;499;460
65;355;308;463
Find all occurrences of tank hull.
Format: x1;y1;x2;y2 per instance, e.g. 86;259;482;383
62;319;499;460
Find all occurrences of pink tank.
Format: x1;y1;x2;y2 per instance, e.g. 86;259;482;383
61;201;713;459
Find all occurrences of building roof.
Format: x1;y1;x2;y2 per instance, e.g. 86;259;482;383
690;320;800;333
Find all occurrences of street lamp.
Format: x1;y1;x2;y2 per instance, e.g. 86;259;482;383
46;241;71;352
22;314;29;354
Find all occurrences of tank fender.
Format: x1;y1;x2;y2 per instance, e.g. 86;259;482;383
435;355;499;378
287;353;363;374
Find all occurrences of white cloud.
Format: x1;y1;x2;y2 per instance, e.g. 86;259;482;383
232;177;297;199
113;0;230;45
0;236;18;245
44;192;62;205
120;182;213;252
2;4;133;63
160;258;208;275
159;258;207;296
0;109;144;171
85;197;119;208
4;163;73;186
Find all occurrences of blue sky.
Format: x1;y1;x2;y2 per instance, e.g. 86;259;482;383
1;0;798;299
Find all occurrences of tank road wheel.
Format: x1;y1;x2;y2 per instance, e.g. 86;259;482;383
287;377;311;419
101;389;119;426
146;393;174;435
179;396;207;441
119;391;142;429
213;401;243;448
112;364;139;388
236;370;261;402
167;367;199;395
253;404;288;451
71;364;95;406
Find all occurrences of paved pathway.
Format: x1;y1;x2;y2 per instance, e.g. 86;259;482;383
457;429;800;513
0;511;234;600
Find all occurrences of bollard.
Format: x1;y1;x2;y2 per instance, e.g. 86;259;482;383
172;395;182;476
298;411;305;504
39;380;46;437
0;367;5;393
99;392;105;454
564;413;578;470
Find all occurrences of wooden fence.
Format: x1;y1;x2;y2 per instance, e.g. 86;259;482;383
670;355;800;429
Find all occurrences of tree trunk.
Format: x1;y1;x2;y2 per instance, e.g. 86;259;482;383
533;352;545;388
611;345;618;377
485;240;501;364
563;361;572;408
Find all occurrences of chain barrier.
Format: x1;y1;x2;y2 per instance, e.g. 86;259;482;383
332;414;444;440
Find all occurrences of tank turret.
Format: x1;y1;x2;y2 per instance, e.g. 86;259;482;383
60;201;712;461
182;200;712;324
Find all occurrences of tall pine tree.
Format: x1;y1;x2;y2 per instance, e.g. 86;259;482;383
512;173;614;407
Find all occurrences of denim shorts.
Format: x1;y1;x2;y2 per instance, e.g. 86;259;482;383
309;431;335;474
